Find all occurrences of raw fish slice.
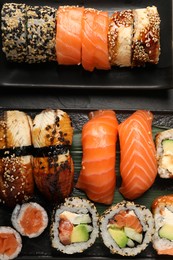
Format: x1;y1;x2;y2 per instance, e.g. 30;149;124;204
82;8;110;71
56;5;84;65
76;110;118;205
118;110;157;200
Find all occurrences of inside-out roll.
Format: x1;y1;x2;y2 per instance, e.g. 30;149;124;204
151;194;173;255
99;200;154;256
50;197;99;254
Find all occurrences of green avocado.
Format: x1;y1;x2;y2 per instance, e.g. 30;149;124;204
159;224;173;240
71;224;89;243
108;227;128;248
163;139;173;153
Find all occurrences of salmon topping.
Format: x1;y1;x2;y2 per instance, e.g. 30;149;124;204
0;233;19;256
19;207;43;235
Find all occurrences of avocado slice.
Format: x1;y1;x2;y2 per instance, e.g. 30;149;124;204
71;224;89;243
163;139;173;154
124;227;143;244
159;224;173;241
108;227;128;248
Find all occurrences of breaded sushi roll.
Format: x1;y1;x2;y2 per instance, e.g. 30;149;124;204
50;197;99;254
0;226;22;260
132;6;161;66
155;129;173;178
1;3;27;62
99;201;154;256
0;110;34;208
108;9;134;67
31;109;74;203
11;202;48;238
151;195;173;255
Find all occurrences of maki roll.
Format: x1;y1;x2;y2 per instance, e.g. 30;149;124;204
11;202;48;238
155;129;173;178
0;226;22;260
0;110;34;208
31;109;74;203
99;201;154;256
26;5;57;63
1;3;27;62
151;194;173;255
50;197;99;254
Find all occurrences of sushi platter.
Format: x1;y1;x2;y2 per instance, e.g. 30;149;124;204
0;0;172;89
1;108;173;259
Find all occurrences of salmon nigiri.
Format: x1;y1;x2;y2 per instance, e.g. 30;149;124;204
118;110;157;200
76;110;118;205
56;5;84;65
81;8;111;71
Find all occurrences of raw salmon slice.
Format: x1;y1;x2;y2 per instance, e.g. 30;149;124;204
118;110;157;200
56;5;84;65
76;110;118;205
82;8;111;71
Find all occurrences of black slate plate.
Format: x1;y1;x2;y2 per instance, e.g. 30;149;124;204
0;0;172;90
0;108;173;260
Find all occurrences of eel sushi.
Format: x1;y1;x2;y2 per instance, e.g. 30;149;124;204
0;226;22;260
11;202;48;238
151;194;173;255
50;197;99;254
155;129;173;178
99;201;154;256
76;110;119;205
1;3;27;62
0;110;34;208
118;110;157;200
31;109;74;203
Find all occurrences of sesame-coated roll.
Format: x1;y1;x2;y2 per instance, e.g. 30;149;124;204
1;3;27;62
99;201;154;256
0;110;34;208
108;9;134;67
151;195;173;255
31;109;74;203
50;197;99;254
0;226;22;260
26;5;57;63
132;6;161;67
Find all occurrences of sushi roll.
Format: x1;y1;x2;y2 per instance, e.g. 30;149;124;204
11;202;48;238
50;197;99;254
99;201;154;256
108;9;134;67
0;226;22;260
31;109;74;203
151;194;173;255
155;129;173;178
26;5;57;63
0;110;34;208
1;3;27;62
132;6;161;66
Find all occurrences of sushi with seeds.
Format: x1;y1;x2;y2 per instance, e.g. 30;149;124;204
50;197;99;254
99;201;154;256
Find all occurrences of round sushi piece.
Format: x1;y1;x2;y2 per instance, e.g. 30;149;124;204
108;9;134;67
50;197;99;254
0;226;22;260
1;3;27;62
155;129;173;178
151;194;173;255
99;200;154;256
11;202;48;238
26;5;57;63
